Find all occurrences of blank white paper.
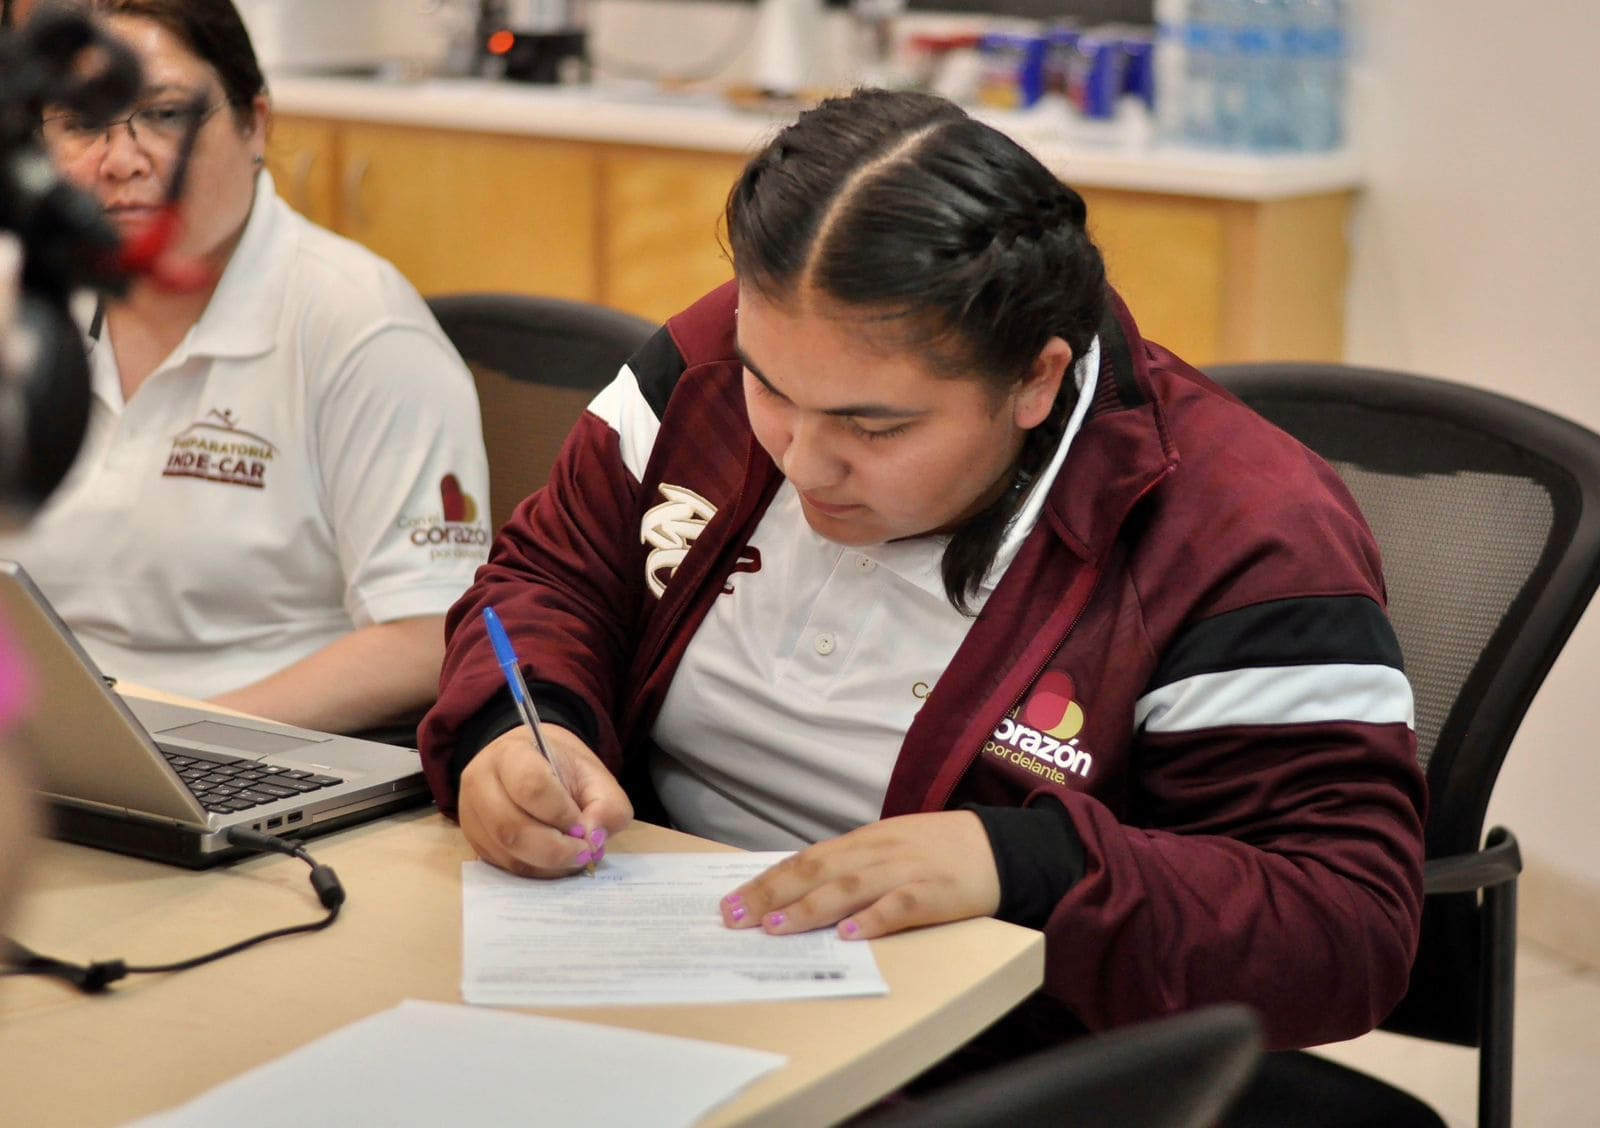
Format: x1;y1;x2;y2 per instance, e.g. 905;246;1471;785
126;999;786;1128
462;853;890;1006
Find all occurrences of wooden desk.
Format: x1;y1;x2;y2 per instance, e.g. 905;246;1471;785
0;809;1044;1126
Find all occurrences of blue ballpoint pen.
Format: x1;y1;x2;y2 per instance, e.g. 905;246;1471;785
482;606;594;876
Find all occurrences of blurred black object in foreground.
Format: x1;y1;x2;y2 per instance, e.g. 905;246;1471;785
0;5;142;521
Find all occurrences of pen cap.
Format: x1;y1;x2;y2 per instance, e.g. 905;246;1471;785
481;607;524;685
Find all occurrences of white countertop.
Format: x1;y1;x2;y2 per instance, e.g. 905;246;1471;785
268;76;1364;201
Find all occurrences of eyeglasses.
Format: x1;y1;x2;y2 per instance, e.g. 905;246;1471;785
39;101;223;158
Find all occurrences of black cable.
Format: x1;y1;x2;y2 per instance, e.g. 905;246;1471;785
160;91;212;209
0;828;346;993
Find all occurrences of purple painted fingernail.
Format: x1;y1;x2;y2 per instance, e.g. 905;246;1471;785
574;851;592;866
592;846;605;863
723;892;743;906
590;827;608;849
765;911;786;929
730;905;747;923
841;919;860;938
568;825;587;839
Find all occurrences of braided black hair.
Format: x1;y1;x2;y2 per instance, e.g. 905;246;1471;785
726;88;1107;613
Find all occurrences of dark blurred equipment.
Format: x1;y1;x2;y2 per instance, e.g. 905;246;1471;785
0;6;145;518
480;0;589;84
0;6;142;520
854;1004;1264;1128
1209;364;1600;1128
0;6;213;523
427;292;654;532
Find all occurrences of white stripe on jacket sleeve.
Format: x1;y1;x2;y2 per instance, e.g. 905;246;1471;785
1134;663;1416;733
587;363;661;482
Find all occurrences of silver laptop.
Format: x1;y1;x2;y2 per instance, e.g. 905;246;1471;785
0;560;431;867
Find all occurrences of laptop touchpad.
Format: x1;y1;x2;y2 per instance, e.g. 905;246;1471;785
156;719;329;755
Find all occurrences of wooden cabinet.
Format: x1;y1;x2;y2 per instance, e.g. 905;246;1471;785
337;123;599;301
266;113;1351;363
598;147;746;325
271;117;600;301
266;115;338;230
265;115;735;320
1081;186;1353;363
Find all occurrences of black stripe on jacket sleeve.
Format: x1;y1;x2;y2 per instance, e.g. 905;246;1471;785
1149;594;1404;691
626;326;687;421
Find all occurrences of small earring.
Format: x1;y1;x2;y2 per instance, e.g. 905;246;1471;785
252;154;265;167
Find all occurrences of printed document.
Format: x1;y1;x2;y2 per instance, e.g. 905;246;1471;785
128;999;785;1128
462;853;890;1006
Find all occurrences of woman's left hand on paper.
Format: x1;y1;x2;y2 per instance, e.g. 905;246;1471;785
720;811;1001;940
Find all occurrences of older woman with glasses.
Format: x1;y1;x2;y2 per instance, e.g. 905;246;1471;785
0;0;491;736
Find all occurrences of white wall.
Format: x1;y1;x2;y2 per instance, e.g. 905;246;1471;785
1346;0;1600;958
590;0;859;90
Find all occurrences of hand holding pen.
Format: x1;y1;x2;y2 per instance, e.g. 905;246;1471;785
482;606;606;876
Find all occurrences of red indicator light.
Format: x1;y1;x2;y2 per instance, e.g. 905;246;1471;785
487;29;515;56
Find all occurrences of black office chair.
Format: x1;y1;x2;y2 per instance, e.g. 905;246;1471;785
1206;363;1600;1128
856;1004;1263;1128
426;293;657;532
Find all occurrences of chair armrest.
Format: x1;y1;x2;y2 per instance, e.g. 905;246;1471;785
1423;826;1522;895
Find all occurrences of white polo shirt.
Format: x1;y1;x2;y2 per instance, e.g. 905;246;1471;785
0;172;491;699
651;339;1100;850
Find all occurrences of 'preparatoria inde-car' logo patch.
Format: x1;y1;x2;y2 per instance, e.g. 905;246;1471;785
162;408;276;488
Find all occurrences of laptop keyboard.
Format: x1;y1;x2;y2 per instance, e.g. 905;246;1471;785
160;747;345;814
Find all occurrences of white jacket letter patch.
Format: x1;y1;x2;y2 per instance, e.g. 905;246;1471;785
641;483;717;597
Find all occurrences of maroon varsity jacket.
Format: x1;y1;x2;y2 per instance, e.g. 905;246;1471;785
421;281;1426;1053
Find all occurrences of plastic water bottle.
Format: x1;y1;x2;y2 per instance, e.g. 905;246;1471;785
1153;0;1190;143
1286;0;1347;150
1183;0;1222;145
1209;0;1248;149
1240;0;1291;151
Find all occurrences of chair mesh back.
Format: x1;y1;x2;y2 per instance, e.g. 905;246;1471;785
1274;408;1556;773
1337;463;1551;768
427;294;656;532
1207;368;1600;864
471;371;595;533
1209;365;1600;1049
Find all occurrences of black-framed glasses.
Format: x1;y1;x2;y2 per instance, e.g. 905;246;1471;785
39;100;222;158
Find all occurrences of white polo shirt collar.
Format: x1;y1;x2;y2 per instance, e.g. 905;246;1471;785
180;169;288;362
83;170;288;414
